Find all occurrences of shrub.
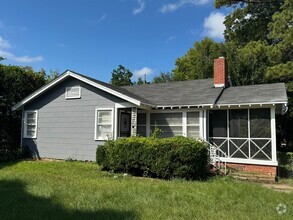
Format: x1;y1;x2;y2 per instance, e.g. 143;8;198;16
96;136;209;180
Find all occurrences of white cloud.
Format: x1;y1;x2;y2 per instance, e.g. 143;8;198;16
133;0;145;15
98;14;107;22
203;11;225;39
160;0;210;13
134;67;154;78
166;35;176;43
0;36;43;63
0;36;12;49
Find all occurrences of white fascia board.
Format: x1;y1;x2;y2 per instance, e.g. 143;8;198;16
69;72;141;106
215;101;287;108
12;72;71;111
156;104;213;109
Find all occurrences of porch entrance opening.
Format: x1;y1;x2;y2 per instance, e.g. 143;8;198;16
118;108;131;137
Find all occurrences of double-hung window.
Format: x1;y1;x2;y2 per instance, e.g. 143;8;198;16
95;108;113;140
24;110;38;138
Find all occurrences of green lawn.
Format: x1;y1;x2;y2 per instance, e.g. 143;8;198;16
0;161;292;220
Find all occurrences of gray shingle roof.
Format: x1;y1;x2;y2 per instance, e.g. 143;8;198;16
217;83;287;105
71;71;153;105
122;79;223;106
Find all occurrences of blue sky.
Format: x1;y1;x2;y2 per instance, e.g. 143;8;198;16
0;0;227;82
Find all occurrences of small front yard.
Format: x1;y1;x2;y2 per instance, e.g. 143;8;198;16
0;161;292;219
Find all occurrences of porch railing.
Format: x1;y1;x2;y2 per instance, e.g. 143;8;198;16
209;137;272;161
207;141;227;175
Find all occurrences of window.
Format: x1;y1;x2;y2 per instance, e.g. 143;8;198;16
95;109;113;140
137;113;146;137
150;113;183;138
24;111;38;138
65;86;81;99
187;112;200;138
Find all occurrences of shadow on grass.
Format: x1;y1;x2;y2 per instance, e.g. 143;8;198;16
0;179;138;220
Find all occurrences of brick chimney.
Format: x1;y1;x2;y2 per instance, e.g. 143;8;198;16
214;57;228;88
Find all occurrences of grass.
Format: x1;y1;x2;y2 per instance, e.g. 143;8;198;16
0;161;292;220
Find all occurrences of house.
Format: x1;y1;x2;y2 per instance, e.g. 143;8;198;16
12;57;288;176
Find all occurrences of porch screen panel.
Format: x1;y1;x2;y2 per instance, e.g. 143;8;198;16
137;113;146;137
187;112;200;138
250;108;271;138
209;110;227;137
229;110;248;138
250;108;272;160
150;113;182;137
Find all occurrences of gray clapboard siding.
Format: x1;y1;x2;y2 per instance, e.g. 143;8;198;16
23;77;125;161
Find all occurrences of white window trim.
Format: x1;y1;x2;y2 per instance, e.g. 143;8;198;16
95;108;114;141
23;110;38;139
65;86;81;99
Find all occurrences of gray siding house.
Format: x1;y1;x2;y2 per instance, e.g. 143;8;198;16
12;58;288;175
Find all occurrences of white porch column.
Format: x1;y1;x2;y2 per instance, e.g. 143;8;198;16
131;107;137;137
271;107;277;163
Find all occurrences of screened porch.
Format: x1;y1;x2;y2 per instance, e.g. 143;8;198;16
208;108;277;165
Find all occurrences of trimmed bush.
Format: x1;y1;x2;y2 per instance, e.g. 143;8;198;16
96;136;209;180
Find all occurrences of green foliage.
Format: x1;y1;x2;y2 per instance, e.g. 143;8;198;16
110;65;133;86
152;72;174;84
173;38;225;81
0;64;46;161
150;123;162;138
215;0;283;45
96;136;209;180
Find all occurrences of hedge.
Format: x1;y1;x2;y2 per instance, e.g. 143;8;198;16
96;136;209;180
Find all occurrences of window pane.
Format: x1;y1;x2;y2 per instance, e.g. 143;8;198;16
229;110;248;138
27;118;36;125
27;112;36;119
137;113;146;125
209;110;227;137
150;125;182;138
137;126;146;137
250;108;271;138
27;131;35;137
150;113;182;126
187;126;200;138
27;125;36;132
187;112;199;125
98;111;112;124
97;125;112;139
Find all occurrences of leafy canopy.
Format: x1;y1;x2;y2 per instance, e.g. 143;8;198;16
110;65;133;86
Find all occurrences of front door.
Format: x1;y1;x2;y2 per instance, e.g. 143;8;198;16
119;110;131;137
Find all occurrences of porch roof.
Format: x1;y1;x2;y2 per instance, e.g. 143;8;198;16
216;83;288;106
122;78;223;107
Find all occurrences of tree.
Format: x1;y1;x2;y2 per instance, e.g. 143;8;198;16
152;72;174;84
215;0;284;45
173;38;225;81
135;77;145;85
0;64;47;160
45;69;60;83
110;65;133;86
